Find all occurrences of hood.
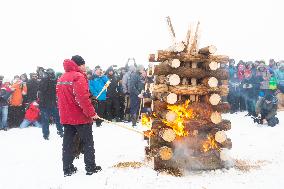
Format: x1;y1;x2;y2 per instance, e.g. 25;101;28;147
63;59;80;72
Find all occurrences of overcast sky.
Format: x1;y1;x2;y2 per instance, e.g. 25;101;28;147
0;0;283;78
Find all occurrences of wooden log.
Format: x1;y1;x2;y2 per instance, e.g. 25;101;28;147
191;78;197;86
156;110;178;122
168;59;181;68
199;45;217;55
152;93;177;104
210;111;222;124
155;74;180;86
211;102;231;113
167;74;180;86
201;61;219;71
184;119;231;131
159;146;173;160
220;138;232;149
202;77;218;88
159;128;176;142
215;130;227;143
219;85;229;96
168;85;222;95
152;100;229;114
152;84;169;93
209;93;221;105
154;63;228;80
156;50;229;63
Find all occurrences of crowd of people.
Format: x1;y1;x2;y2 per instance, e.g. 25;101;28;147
227;59;284;126
1;58;283;135
0;57;147;136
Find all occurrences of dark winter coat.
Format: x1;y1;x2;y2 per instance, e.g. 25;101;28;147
255;97;278;120
56;59;97;125
241;75;260;99
106;69;118;98
0;86;12;107
26;79;39;102
38;76;57;108
129;71;144;97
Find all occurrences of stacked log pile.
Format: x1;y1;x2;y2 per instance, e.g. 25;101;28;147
143;18;232;172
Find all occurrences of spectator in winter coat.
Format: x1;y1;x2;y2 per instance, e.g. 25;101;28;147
274;63;284;110
105;66;120;121
57;55;101;176
38;68;63;140
121;65;136;122
19;101;42;128
241;69;259;116
0;80;12;131
26;73;39;103
8;75;27;128
274;63;284;93
228;60;241;113
255;94;279;127
89;66;109;127
129;65;145;127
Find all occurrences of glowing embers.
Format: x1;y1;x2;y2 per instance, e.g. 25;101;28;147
202;134;220;152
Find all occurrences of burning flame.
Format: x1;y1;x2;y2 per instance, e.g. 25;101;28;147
163;100;195;137
141;114;152;129
202;134;220;152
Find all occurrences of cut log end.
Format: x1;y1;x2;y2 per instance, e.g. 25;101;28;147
215;131;227;143
166;111;178;122
170;59;181;68
209;93;221;105
159;146;173;160
160;128;176;142
209;61;219;71
210;112;222;124
167;93;177;104
168;74;180;86
199;45;217;55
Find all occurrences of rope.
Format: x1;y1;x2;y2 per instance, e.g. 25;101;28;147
97;116;144;135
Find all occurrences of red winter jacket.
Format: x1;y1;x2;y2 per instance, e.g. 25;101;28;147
25;103;40;122
56;59;97;125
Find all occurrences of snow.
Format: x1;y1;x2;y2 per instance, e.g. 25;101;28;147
0;112;283;189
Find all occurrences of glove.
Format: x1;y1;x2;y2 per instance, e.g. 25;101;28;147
90;96;98;105
138;94;143;98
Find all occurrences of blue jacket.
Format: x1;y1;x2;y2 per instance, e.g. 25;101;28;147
89;75;109;101
274;69;284;85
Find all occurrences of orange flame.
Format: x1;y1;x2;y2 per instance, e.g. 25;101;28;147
202;134;220;152
162;100;195;137
141;114;152;129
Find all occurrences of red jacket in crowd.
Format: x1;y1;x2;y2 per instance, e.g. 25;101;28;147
56;59;97;125
25;103;40;122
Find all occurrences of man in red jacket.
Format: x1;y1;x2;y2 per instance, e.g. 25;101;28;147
56;55;101;176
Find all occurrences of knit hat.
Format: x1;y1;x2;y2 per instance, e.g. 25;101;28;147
71;55;85;66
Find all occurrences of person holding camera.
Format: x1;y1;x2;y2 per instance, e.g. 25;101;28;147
38;68;63;140
57;55;101;176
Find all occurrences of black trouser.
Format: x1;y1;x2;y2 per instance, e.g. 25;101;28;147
260;110;279;127
62;124;96;172
8;106;25;128
106;97;120;120
118;94;125;120
94;101;106;126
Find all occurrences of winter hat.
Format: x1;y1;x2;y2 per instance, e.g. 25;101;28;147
71;55;85;66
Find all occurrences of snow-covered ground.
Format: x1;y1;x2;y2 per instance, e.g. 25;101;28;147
0;112;283;189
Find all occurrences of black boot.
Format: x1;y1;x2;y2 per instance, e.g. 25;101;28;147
86;165;102;175
131;114;137;127
64;165;77;177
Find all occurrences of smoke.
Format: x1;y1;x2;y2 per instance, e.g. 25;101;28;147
172;137;234;174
